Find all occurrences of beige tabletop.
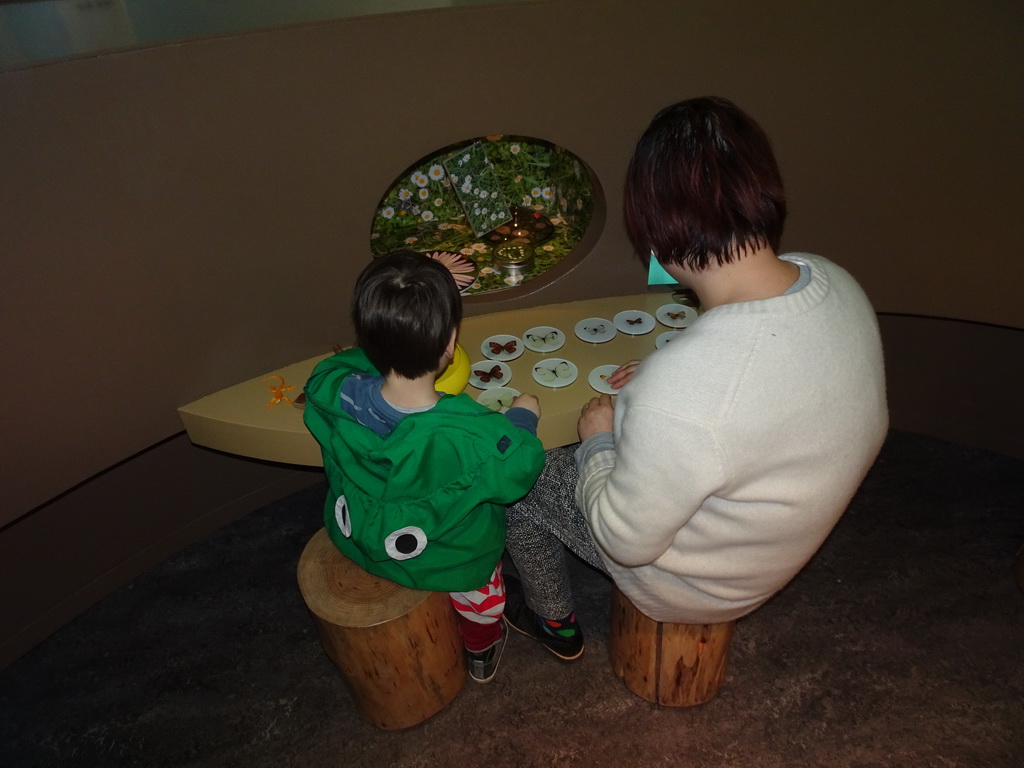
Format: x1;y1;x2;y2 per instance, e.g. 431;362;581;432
178;291;694;465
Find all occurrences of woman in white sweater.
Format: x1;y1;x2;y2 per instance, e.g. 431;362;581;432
503;96;888;662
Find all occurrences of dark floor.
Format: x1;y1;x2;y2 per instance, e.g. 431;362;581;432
2;430;1023;768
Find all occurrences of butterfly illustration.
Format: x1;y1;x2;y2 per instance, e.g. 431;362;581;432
526;330;560;347
667;311;687;321
474;365;504;383
489;340;517;355
534;361;573;383
583;324;606;336
626;316;644;325
484;392;516;412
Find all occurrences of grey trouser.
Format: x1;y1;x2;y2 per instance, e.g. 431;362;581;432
505;445;609;618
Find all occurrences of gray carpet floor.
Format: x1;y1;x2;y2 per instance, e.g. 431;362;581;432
2;430;1023;767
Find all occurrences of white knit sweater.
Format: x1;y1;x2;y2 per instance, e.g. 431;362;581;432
576;253;888;623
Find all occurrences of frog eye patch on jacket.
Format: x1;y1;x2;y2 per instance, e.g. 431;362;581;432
384;526;428;560
336;495;433;566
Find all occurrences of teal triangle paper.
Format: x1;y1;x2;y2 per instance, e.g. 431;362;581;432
647;254;678;285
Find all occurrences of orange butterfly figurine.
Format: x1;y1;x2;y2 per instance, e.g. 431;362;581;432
626;317;643;325
489;340;517;355
474;365;504;383
667;310;687;320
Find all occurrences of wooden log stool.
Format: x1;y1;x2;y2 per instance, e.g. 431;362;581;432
296;528;465;730
609;585;735;707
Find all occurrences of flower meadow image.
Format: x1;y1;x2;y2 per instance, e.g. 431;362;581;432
370;136;595;295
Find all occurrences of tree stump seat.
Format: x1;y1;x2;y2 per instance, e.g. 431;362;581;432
296;528;465;730
608;585;734;707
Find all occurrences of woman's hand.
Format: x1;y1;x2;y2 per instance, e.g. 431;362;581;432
578;394;615;441
606;359;642;389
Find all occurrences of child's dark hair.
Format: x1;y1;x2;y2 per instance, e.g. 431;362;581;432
352;250;462;379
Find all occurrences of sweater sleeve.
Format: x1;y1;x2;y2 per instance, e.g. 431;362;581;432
577;404;726;568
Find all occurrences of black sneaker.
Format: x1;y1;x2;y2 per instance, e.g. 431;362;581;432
467;625;506;684
503;575;585;661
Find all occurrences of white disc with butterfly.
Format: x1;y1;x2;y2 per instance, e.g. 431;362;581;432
476;386;520;413
481;334;524;361
469;361;512;389
532;358;578;388
588;364;620;395
656;303;698;328
656;331;682;349
574;318;615;343
613;310;655;335
522;326;565;353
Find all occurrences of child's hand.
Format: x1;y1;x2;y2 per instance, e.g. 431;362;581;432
511;393;541;418
606;359;642;389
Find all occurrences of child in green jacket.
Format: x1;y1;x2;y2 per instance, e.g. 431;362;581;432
303;250;545;683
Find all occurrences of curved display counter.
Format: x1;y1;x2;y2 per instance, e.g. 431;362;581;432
179;291;691;459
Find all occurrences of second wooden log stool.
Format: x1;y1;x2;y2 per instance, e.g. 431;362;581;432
296;528;465;730
609;585;735;707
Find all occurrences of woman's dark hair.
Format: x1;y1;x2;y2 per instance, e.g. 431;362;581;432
623;96;787;272
352;250;462;379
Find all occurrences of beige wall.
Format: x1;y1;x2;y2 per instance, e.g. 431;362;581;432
1;0;1022;667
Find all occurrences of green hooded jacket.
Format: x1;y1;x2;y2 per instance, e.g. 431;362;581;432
303;348;545;591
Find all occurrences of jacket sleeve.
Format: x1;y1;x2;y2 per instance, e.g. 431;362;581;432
478;426;546;505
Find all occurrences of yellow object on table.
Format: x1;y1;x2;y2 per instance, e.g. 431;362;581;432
436;343;471;395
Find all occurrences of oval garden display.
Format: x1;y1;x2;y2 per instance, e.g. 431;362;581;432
370;136;598;295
